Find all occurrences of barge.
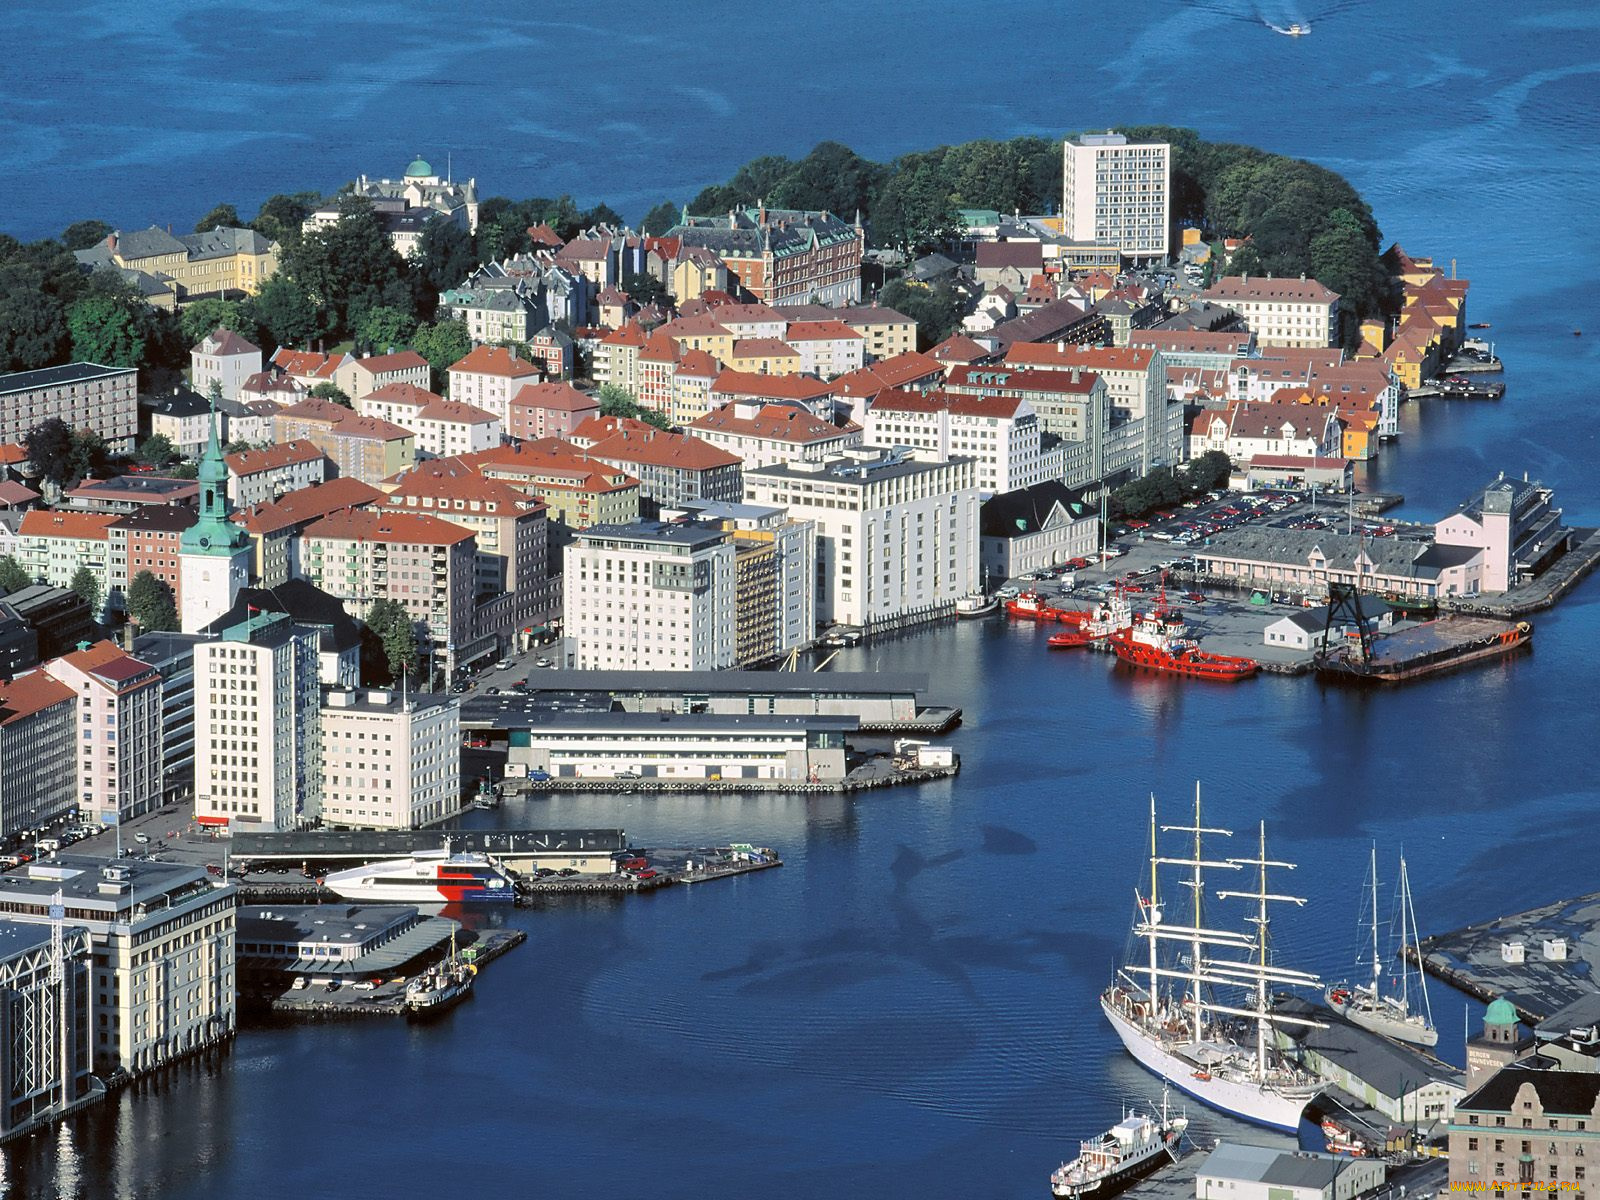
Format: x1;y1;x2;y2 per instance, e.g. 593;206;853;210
1316;616;1531;684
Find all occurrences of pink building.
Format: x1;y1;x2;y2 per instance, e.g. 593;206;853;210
41;640;163;824
507;382;599;442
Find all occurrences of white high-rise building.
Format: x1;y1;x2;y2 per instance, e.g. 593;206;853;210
1062;132;1170;261
319;689;461;830
194;612;322;832
744;449;980;628
564;521;737;671
862;390;1049;495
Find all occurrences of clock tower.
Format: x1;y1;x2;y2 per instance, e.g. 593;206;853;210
178;395;252;633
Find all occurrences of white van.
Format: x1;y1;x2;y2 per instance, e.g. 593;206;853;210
36;838;59;854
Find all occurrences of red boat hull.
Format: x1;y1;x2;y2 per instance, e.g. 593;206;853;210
1047;629;1097;649
1110;638;1259;680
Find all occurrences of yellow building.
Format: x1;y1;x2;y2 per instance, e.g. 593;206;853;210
726;338;802;376
76;226;280;301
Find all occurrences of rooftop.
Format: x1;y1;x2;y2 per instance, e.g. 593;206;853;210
302;508;474;547
233;477;384;536
0;363;136;394
576;519;730;550
1458;1066;1600;1116
225;440;325;475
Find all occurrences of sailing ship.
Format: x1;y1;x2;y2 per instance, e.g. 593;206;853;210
1050;1092;1187;1199
1101;788;1326;1131
1325;849;1437;1046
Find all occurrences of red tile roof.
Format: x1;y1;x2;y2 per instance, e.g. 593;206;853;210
675;349;721;379
510;382;599;414
385;463;545;515
1201;276;1340;304
271;348;344;380
0;673;74;726
929;333;993;364
731;338;798;358
586;427;742;472
225;440;325;476
194;327;260;356
869;389;1026;419
691;403;855;445
832;351;944;396
18;510;120;540
710;370;835;402
783;320;865;343
456;441;639;494
1006;343;1156;372
234;477;384;536
362;382;441;409
302;508;475;546
276;399;413;442
352;350;430;376
447;346;541;379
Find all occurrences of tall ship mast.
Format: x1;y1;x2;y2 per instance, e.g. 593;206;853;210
1100;786;1325;1131
1326;849;1437;1046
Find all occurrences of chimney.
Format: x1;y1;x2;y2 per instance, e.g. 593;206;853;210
106;232;118;253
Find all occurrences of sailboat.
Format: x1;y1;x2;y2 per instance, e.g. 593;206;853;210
1325;850;1437;1046
1101;787;1326;1132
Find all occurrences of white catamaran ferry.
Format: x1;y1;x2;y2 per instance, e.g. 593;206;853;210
1101;787;1326;1131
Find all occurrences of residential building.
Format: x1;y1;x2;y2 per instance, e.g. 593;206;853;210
319;688;460;830
0;671;77;839
108;504;195;613
527;327;574;379
40;641;163;825
0;364;138;452
129;631;205;805
273;398;416;486
231;477;383;588
269;348;355;397
16;510;118;592
1188;400;1344;464
863;389;1050;495
381;463;552;646
690;401;862;470
1201;276;1341;348
1226;350;1349;404
438;283;541;345
773;304;916;362
446;346;543;423
2;587;95;661
62;475;199;513
141;387;214;457
590;322;650;392
348;351;431;400
507;382;599;442
667;501;816;667
574;417;744;513
831;351;947;415
357;383;500;459
0;922;96;1140
195;612;321;830
223;440;327;508
1195;1144;1385;1200
1435;475;1572;594
75;225;279;299
727;338;802;377
988;296;1107;353
667;350;722;427
564;521;737;671
206;582;363;689
707;370;838;420
1003;342;1179;469
1449;1064;1600;1195
0;858;235;1078
1061;131;1171;261
299;510;478;679
456;441;640;530
177;415;252;634
669;206;864;306
979;482;1099;580
189;328;261;403
943;365;1117;487
744;450;980;628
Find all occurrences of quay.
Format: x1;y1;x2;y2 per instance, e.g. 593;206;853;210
507;758;959;795
1410;379;1505;400
1410;890;1600;1025
1441;527;1600;617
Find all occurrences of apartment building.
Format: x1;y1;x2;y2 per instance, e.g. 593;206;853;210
108;505;194;613
690;401;863;470
573;417;743;513
446;346;543;423
942;365;1116;487
223;441;327;508
230;477;382;588
744;449;979;628
1061;131;1170;261
773;304;917;362
357;383;501;458
299;510;477;679
194;612;321;831
1201;276;1341;348
273;398;416;486
0;364;138;452
0;672;77;839
348;351;431;400
1003;342;1180;472
564;521;737;671
1449;1068;1600;1198
0;858;235;1076
16;510;119;592
40;641;163;826
189;328;262;404
863;389;1050;495
319;688;460;830
457;441;641;530
669;206;863;306
506;382;598;442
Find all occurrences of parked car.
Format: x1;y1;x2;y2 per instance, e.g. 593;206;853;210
353;980;377;991
527;769;551;782
493;659;512;671
134;833;151;844
558;868;579;877
534;867;556;878
535;657;554;668
621;856;648;870
633;869;658;880
290;977;308;991
615;769;641;780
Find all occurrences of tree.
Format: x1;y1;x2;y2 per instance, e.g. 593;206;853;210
136;434;177;467
0;556;30;595
65;428;110;486
127;570;179;632
70;565;102;615
596;383;673;431
410;319;473;390
179;297;253;348
278;194;411;338
640;201;680;235
365;598;418;682
878;278;962;349
250;191;322;247
167;461;199;480
246;274;321;350
24;418;73;486
194;203;240;233
61;220;114;251
309;381;352;407
353;304;414;354
67;293;145;367
621;270;668;310
410;217;476;311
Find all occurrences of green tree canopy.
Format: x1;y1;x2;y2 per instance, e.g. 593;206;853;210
309;381;351;407
410;319;473;390
24;418;74;486
410;217;476;312
353;304;415;354
194;203;240;232
596;383;672;431
640;201;680;236
250;191;322;246
246;274;321;351
136;433;177;467
0;556;31;595
365;598;418;681
67;291;145;368
279;195;411;339
620;270;667;310
179;298;254;348
878;278;962;349
61;220;114;251
70;565;103;614
127;570;179;632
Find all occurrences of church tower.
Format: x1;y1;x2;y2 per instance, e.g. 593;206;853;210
178;395;252;633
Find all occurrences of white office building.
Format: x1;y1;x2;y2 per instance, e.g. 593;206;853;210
862;391;1049;495
744;449;980;628
564;521;737;671
319;689;461;830
194;612;322;832
1061;131;1170;261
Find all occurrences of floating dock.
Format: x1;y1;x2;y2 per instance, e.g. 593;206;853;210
1410;891;1600;1025
1316;614;1531;684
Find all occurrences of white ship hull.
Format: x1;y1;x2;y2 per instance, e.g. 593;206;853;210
1101;998;1318;1132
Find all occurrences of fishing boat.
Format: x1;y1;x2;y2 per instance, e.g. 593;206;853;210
1101;788;1327;1131
1050;1092;1187;1199
1006;589;1065;621
956;592;1000;618
1325;848;1437;1046
1106;605;1258;680
405;945;476;1016
321;848;515;904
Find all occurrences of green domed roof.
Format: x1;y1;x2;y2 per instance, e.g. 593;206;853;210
1485;997;1519;1026
405;156;433;178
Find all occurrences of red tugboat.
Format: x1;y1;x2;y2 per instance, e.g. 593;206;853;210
1049;588;1135;648
1007;589;1092;625
1106;605;1259;681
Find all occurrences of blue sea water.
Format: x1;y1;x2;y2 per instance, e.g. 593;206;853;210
4;1;1600;1196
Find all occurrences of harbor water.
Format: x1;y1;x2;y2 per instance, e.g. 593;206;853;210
3;1;1600;1196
